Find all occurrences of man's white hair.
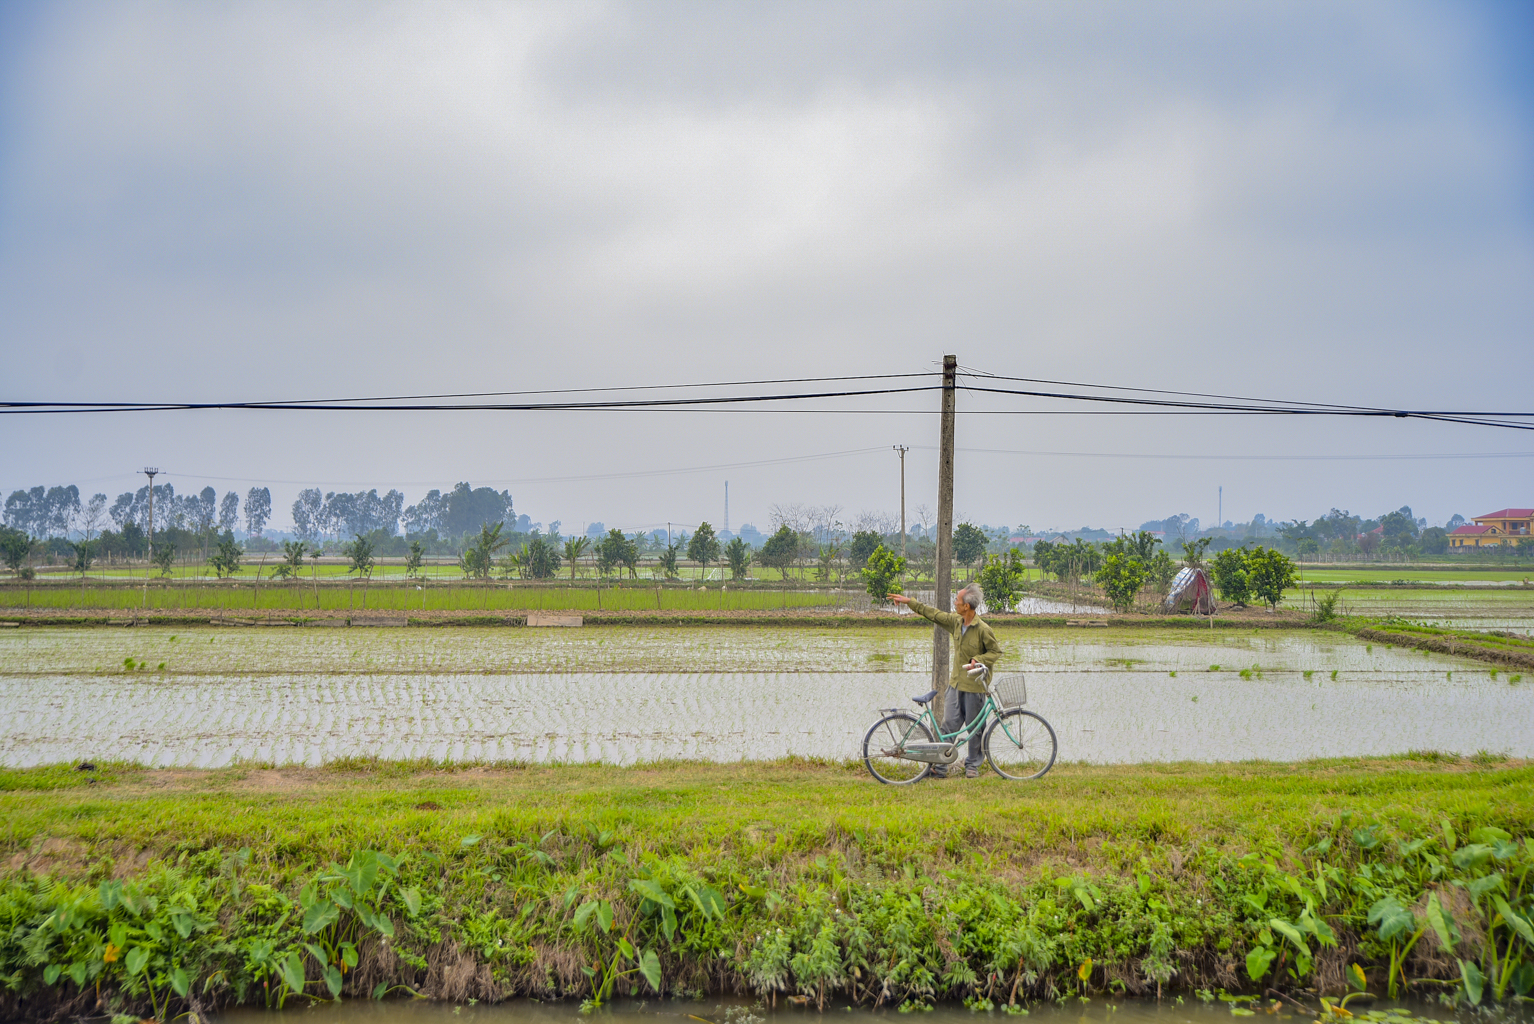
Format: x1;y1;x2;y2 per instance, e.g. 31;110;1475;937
957;581;984;610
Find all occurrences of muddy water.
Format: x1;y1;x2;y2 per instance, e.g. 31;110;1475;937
211;996;1514;1024
2;626;1527;767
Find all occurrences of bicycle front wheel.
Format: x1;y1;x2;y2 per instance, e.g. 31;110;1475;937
862;712;934;785
984;709;1058;779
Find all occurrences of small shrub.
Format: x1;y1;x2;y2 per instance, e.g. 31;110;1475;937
860;545;907;604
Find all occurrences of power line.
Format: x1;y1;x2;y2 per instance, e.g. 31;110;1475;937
1;372;935;411
955;365;1534;418
0;384;939;415
958;385;1534;430
917;445;1534;462
4;372;1529;430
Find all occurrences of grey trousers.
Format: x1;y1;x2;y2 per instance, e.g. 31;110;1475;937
936;688;986;773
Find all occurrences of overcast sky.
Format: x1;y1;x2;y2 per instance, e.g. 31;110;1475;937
2;0;1531;536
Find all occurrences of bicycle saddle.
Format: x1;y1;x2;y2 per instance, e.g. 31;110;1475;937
911;689;938;705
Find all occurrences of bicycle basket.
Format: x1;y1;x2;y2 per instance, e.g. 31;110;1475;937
992;673;1027;708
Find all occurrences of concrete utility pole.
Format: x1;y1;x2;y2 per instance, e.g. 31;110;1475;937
931;356;957;719
893;445;908;564
142;467;159;609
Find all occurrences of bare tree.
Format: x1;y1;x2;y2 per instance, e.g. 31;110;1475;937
853;510;899;536
810;504;843;544
768;502;813;534
81;493;108;543
914;504;933;537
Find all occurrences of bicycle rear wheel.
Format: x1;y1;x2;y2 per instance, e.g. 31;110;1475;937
984;709;1058;779
862;712;934;785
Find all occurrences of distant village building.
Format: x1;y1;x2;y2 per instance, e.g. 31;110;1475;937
1448;508;1533;549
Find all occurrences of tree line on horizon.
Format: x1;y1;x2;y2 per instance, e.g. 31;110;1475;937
3;476;1525;580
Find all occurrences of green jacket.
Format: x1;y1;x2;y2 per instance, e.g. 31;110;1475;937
907;599;1004;692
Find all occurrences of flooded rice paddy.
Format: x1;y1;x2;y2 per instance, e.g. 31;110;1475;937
2;626;1528;768
1284;587;1534;632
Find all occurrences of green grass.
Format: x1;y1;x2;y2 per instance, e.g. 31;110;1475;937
0;582;844;613
5;757;1526;863
2;759;1529;1015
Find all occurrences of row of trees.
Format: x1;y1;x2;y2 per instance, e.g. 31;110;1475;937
454;522;759;583
3;483;273;544
0;519;249;583
291;488;407;542
1275;506;1453;561
1031;530;1297;612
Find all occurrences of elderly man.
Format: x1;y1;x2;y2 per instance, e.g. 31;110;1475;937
890;582;1003;779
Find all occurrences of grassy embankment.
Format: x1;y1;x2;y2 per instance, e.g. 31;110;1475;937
1339;621;1534;671
2;759;1531;1019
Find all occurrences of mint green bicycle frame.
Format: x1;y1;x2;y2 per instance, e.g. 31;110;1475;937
908;690;1009;748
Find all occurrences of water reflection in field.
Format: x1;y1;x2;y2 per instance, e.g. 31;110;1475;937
212;996;1515;1024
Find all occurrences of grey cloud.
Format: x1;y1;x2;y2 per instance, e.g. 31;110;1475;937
0;0;1529;532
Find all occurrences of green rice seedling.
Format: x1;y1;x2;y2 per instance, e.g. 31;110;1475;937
1331;670;1339;680
1303;670;1314;680
1208;664;1220;672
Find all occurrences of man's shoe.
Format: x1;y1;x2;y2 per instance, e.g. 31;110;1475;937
965;767;980;779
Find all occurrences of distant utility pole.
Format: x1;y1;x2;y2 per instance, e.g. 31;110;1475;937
1218;486;1223;529
893;445;909;563
142;466;159;609
932;356;957;716
724;481;729;536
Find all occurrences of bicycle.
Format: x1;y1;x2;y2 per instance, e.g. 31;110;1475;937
861;670;1057;785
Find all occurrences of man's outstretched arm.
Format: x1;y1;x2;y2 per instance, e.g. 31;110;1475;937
890;594;959;629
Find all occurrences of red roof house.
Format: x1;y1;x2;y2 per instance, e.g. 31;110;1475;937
1449;509;1533;549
